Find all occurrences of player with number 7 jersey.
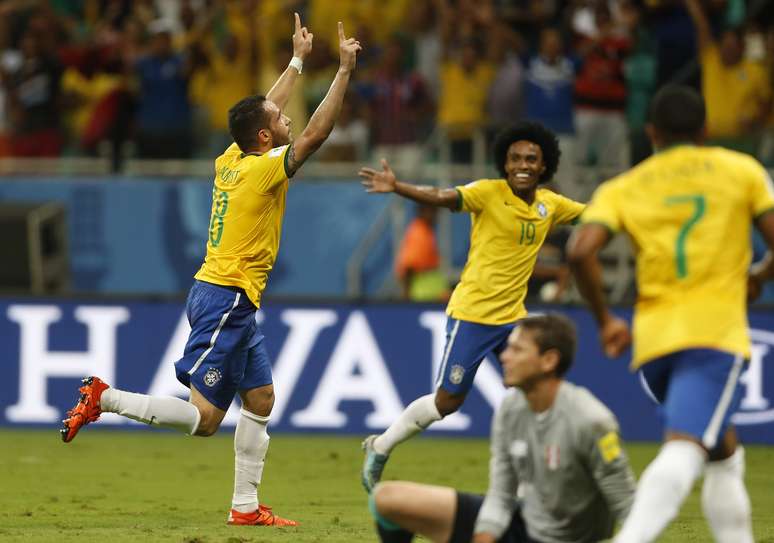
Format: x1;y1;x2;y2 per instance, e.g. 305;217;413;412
568;84;774;543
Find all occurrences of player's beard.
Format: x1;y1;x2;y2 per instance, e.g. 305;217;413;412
274;128;292;147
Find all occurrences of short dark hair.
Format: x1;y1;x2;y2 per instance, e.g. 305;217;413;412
228;94;271;152
648;84;705;144
492;122;560;184
518;313;577;377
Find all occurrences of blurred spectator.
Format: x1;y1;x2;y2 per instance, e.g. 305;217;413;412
61;45;130;166
192;31;254;155
395;203;448;301
132;20;193;159
497;0;561;47
572;2;631;171
621;0;657;165
437;2;497;163
486;23;525;134
407;0;443;99
685;0;771;156
316;92;368;161
6;29;63;157
364;35;434;176
523;27;578;195
524;28;576;150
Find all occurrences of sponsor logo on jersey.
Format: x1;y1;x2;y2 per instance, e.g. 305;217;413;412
203;368;222;387
536;202;547;218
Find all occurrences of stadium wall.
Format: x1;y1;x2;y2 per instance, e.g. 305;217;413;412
0;177;474;297
1;299;773;444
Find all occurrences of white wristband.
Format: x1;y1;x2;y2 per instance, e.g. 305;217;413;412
289;56;303;74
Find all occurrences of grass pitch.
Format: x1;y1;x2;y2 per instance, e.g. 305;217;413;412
1;429;773;542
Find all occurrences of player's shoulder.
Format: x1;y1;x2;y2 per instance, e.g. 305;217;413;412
498;388;530;420
556;382;619;434
707;145;767;173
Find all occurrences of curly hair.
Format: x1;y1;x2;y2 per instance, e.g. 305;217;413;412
492;122;561;184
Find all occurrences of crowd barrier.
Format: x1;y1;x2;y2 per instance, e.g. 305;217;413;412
1;299;773;443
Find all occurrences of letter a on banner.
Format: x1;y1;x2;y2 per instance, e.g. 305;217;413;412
291;311;404;429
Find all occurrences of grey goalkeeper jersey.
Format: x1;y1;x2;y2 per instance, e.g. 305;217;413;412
474;382;635;543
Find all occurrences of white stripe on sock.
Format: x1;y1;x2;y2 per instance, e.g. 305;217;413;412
703;354;744;449
188;292;241;376
436;319;461;388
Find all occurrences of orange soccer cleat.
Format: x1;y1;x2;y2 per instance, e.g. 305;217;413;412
227;504;299;527
60;376;110;443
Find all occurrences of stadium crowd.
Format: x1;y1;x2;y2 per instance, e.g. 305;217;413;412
0;0;771;171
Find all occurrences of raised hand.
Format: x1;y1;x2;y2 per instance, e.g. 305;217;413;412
600;316;632;358
337;21;361;72
359;159;397;193
292;12;313;60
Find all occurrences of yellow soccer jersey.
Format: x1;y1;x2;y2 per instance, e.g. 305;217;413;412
447;180;585;325
195;143;291;308
582;145;774;368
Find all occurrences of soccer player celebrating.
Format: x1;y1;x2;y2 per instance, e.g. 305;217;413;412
60;14;362;527
568;84;774;543
370;314;635;543
359;122;585;491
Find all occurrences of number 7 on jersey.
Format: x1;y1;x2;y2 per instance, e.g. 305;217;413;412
664;194;705;279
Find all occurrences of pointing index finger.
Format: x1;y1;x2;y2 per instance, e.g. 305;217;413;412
294;12;301;32
338;21;345;42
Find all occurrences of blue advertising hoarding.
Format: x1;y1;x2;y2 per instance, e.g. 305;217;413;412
1;299;773;443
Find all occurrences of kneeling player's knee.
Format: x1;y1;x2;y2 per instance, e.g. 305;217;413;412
373;482;406;518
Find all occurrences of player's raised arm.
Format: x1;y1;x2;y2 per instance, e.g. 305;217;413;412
266;12;313;110
359;159;460;210
284;21;360;177
567;224;631;358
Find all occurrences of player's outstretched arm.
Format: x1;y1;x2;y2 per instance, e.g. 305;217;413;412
567;224;631;358
266;12;312;110
284;21;360;177
359;159;460;210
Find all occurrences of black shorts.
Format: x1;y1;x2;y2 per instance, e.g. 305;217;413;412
450;492;539;543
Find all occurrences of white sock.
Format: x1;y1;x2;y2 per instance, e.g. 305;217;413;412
100;388;200;435
702;447;753;543
231;408;271;513
373;394;442;455
615;440;706;543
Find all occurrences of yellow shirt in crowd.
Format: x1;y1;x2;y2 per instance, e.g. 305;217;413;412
438;62;496;138
195;143;292;308
701;44;770;138
447;181;585;325
582;145;774;368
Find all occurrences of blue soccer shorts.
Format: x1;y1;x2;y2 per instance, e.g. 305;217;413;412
174;280;273;411
639;348;747;450
435;317;517;395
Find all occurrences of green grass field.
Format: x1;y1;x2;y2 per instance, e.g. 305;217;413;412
1;429;773;542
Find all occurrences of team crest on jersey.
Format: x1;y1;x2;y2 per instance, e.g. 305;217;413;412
449;364;465;385
544;444;561;470
203;368;222;387
536;202;548;218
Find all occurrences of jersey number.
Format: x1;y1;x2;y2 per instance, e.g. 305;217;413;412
519;222;536;245
209;190;229;247
664;194;705;279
